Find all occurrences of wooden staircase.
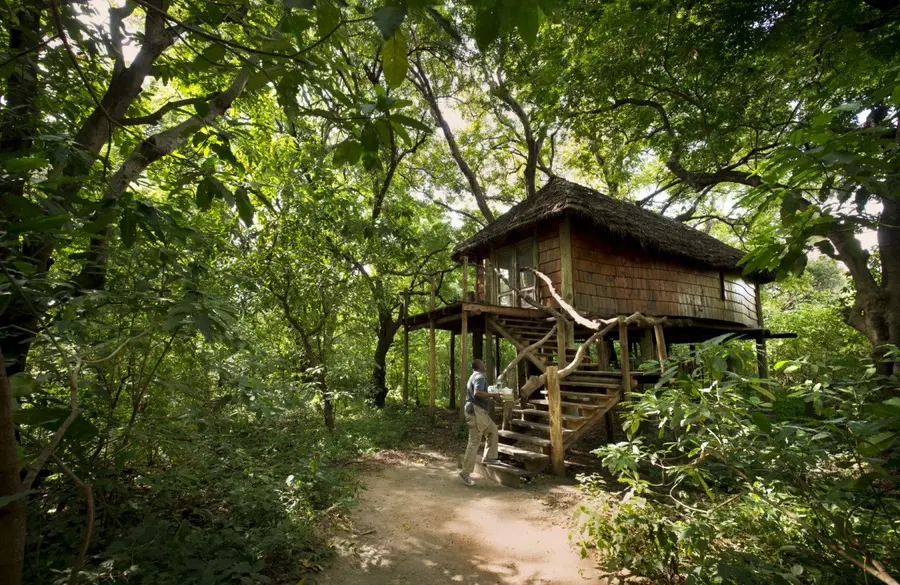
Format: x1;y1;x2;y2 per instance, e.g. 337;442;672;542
487;316;624;476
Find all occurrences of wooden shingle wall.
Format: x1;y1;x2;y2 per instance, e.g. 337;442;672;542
537;223;562;307
571;226;758;327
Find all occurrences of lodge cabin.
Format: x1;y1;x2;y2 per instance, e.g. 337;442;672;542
402;177;778;481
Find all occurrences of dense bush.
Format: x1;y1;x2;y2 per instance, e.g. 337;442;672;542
576;339;900;585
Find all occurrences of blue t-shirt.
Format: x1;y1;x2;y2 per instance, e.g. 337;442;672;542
466;371;489;414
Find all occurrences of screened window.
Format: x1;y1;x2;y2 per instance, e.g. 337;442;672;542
494;239;535;307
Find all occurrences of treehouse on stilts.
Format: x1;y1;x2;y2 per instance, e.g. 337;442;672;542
402;178;778;480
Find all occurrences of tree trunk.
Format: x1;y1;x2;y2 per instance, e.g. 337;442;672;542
317;368;334;431
371;308;400;408
0;349;26;585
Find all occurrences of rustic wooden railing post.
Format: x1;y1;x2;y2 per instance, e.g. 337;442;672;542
429;277;436;423
459;256;469;422
402;293;409;405
546;365;565;476
653;323;668;373
619;319;632;400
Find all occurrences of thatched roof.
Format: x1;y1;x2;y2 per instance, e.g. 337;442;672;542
453;178;767;280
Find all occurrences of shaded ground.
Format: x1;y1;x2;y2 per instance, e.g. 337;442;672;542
318;447;599;585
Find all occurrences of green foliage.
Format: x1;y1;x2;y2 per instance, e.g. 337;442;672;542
576;340;900;584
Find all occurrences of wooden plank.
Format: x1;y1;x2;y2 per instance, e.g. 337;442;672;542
540;389;613;400
530;398;608;410
461;303;548;320
620;320;632;400
513;408;589;423
546;365;565;476
512;418;575;434
429;277;436;422
498;443;549;462
498;429;552;447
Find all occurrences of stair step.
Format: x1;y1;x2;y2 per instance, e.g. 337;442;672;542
497;443;550;462
511;419;575;434
541;389;613;400
559;380;622;388
513;408;589;422
529;399;608;410
498;429;552;447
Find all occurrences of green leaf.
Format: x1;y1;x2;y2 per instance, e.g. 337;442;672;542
474;7;500;51
373;5;406;39
360;122;380;152
389;113;431;133
196;179;214;211
751;411;772;434
4;156;50;172
7;214;69;234
333;139;363;166
516;3;539;46
425;7;461;41
234;186;255;227
9;373;37;397
119;208;137;248
286;0;315;8
381;32;408;89
191;43;227;72
195;313;214;341
317;0;341;38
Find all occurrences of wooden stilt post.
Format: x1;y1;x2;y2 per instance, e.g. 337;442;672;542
485;329;495;384
619;319;632;400
639;329;654;365
402;293;409;405
459;257;469;423
495;336;501;379
596;334;615;442
429;277;437;423
546;365;565;476
449;333;456;410
557;318;568;368
653;323;668;373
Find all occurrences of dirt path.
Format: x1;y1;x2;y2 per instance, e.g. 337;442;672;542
319;451;599;585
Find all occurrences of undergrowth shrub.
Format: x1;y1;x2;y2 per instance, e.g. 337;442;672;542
575;338;900;585
25;403;423;585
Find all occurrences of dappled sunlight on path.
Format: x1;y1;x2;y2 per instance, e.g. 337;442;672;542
318;454;598;585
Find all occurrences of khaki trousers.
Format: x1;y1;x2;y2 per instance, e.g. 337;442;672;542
462;404;499;475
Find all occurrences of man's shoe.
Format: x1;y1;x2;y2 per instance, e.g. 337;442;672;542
458;472;475;486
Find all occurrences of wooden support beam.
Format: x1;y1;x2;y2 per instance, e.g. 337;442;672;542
487;317;547;372
557;318;568;368
619;320;632;400
653;323;668;373
402;294;409;405
639;329;654;365
460;257;469;422
449;333;456;410
597;335;610;369
429;278;436;422
485;329;495;384
546;366;565;477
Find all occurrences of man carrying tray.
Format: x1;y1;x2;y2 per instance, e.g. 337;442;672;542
459;359;504;486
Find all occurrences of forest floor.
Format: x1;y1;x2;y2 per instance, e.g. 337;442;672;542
316;411;602;585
